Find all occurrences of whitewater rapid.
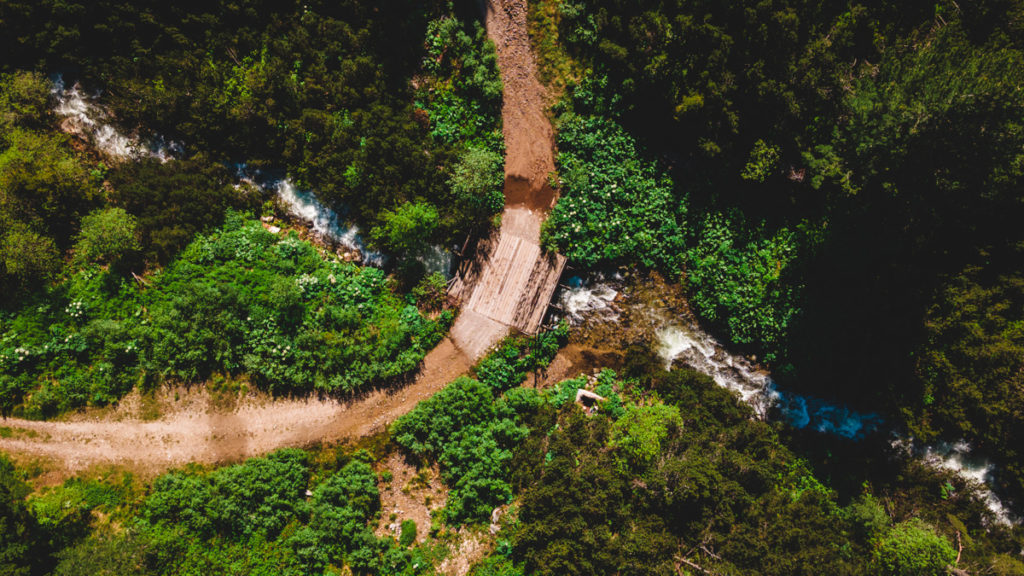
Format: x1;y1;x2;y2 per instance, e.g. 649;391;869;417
559;274;621;324
272;178;384;266
556;276;1018;524
240;173;450;275
51;76;181;162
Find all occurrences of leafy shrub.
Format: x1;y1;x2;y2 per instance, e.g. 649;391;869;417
450;146;505;224
144;449;309;541
0;454;40;576
474;323;569;392
685;211;801;362
371;202;440;255
0;223;61;290
872;520;956;576
423;17;502;104
1;213;449;414
129;450;413;575
207;449;310;539
423;90;504;153
845;494;889;541
543;110;686;271
142;472;216;537
303;459;381;565
392;329;566;523
419;16;503;149
610;403;683;470
411;272;448;312
399;519;417;547
393;376;529;524
73;207;140;266
0;71;51;132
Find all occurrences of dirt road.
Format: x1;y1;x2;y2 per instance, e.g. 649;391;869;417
0;338;471;480
485;0;557;212
447;0;564;351
0;0;562;481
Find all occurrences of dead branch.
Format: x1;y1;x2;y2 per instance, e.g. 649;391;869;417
676;556;723;576
699;544;723;561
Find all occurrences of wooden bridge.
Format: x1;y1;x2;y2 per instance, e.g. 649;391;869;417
448;206;566;358
443;0;566;360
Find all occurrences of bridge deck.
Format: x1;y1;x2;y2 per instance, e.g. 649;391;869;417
449;206;565;338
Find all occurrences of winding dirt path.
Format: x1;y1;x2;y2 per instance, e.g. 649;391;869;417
0;338;470;480
0;0;561;481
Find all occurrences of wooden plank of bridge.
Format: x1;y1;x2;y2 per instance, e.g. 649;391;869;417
448;309;510;360
512;251;566;334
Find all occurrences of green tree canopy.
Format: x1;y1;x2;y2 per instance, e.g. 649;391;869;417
0;222;61;290
873;520;956;576
371;201;440;256
0;454;39;576
449;146;505;224
73;207;140;266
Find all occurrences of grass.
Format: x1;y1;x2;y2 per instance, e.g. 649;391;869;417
527;0;584;92
0;425;39;439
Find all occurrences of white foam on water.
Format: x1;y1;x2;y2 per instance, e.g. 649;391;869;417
549;279;1016;524
274;179;385;266
559;282;619;324
51;76;181;161
655;321;1017;523
655;320;1016;523
417;244;454;279
48;81;392;270
656;323;776;415
892;438;1018;525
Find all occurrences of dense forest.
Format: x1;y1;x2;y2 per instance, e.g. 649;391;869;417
1;0;505;258
2;0;1024;574
533;0;1024;506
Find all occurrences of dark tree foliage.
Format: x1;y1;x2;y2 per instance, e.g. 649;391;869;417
911;254;1024;499
125;449;432;576
544;0;1024;503
509;367;965;576
0;454;41;576
0;71;97;295
3;364;1020;575
143;449;310;541
789;22;1024;500
0;0;502;256
107;158;259;265
129;449;423;575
